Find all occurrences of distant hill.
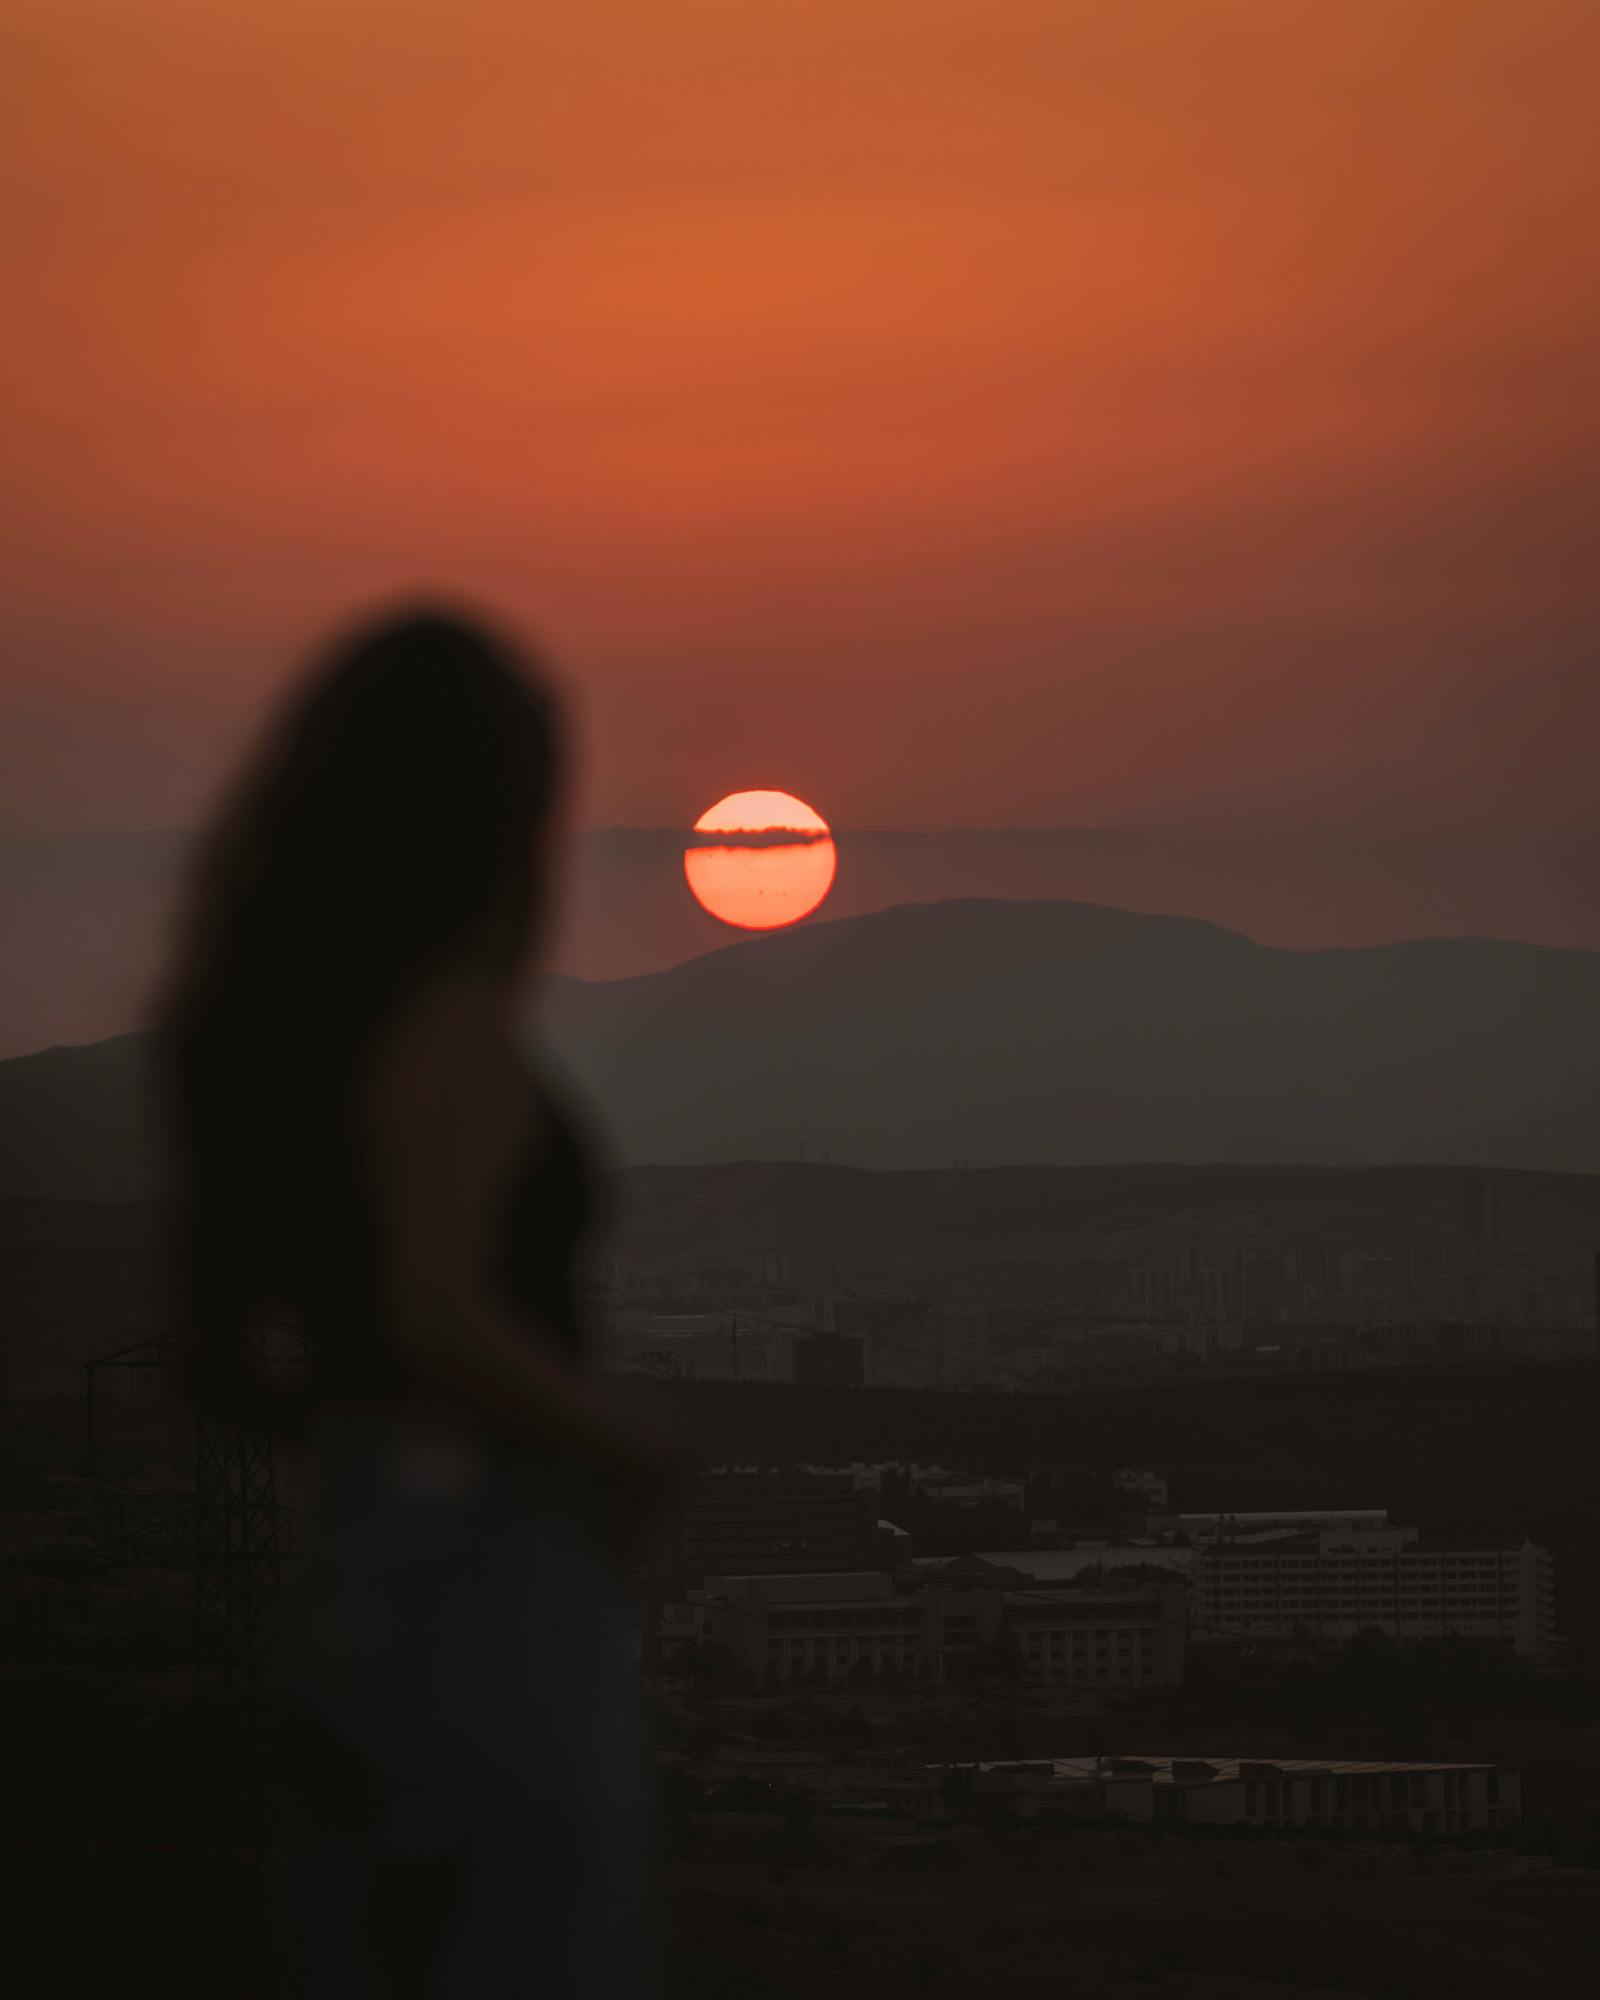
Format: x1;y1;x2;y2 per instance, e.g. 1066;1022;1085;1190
0;1034;157;1204
1;899;1597;1200
541;898;1600;1174
8;820;1599;1061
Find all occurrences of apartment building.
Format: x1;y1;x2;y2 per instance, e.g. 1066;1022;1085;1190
1194;1525;1555;1659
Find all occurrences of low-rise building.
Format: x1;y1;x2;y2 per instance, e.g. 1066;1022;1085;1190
1004;1580;1187;1688
664;1570;925;1683
937;1756;1521;1834
666;1561;1187;1688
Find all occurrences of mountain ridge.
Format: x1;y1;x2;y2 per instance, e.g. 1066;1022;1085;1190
1;897;1595;1199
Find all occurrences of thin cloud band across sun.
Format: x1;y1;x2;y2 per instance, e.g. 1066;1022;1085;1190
683;789;837;931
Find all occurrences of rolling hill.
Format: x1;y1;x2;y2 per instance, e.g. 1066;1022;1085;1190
540;898;1600;1174
1;898;1597;1201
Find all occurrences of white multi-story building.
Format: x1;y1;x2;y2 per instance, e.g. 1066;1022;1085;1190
1194;1526;1555;1659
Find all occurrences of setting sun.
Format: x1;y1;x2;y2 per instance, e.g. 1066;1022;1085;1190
684;790;837;931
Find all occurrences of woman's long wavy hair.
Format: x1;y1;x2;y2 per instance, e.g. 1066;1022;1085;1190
155;605;564;1421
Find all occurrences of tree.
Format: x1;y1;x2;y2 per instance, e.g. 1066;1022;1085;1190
939;1767;973;1811
665;1637;741;1695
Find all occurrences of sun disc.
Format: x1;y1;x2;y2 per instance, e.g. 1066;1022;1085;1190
684;789;836;931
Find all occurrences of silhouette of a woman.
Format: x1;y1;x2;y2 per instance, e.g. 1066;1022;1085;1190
156;606;665;1996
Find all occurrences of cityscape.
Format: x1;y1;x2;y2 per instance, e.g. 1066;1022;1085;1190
589;1165;1599;1390
6;1080;1599;1997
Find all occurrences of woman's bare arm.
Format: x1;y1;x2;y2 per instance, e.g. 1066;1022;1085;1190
357;970;668;1495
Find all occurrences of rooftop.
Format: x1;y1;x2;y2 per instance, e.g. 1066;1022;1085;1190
937;1756;1509;1784
914;1548;1194;1581
1200;1532;1536;1558
1177;1510;1388;1523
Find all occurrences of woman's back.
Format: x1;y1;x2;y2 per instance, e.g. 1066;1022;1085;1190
172;971;595;1417
155;608;662;1997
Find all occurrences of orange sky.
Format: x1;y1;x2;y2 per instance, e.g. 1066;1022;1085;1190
3;1;1597;837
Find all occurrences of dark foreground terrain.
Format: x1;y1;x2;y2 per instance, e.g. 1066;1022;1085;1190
8;1352;1600;1990
663;1815;1600;1999
9;1669;1598;2000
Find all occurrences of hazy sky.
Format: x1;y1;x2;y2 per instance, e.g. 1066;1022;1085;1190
4;2;1598;838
